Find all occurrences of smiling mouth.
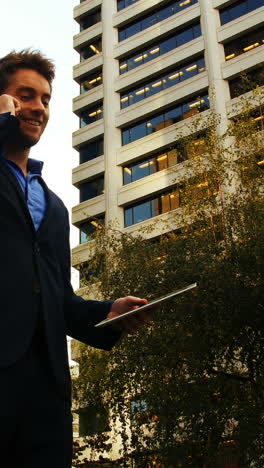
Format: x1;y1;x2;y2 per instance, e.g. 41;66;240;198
20;117;41;127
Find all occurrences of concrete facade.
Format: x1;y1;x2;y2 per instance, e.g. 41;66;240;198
72;0;264;269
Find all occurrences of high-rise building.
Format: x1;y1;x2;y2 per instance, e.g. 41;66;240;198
72;0;264;281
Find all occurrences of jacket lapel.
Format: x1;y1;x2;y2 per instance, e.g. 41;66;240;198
0;158;35;232
37;177;53;235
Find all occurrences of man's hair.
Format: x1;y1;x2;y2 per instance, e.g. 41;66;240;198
0;49;55;93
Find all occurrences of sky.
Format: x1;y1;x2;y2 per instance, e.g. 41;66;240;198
1;0;81;285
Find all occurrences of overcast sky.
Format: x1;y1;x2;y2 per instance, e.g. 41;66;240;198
1;0;82;286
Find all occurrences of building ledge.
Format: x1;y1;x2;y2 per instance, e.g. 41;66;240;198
73;22;102;50
73;54;103;82
115;37;204;93
72;119;104;150
72;194;106;225
74;0;102;22
116;109;210;166
222;45;264;81
73;85;103;114
114;3;200;59
115;72;208;128
217;7;264;43
72;155;105;186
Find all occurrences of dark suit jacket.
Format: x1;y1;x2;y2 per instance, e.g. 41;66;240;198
0;113;120;401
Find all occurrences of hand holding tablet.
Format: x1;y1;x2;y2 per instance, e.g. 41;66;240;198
95;283;197;329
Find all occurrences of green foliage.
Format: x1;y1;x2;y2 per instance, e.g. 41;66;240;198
73;85;264;467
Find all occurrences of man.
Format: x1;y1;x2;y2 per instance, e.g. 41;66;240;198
0;49;149;468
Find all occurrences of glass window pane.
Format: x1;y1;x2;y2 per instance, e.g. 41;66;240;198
133;87;146;104
133;201;152;223
177;28;193;47
128;91;137;106
120;94;129;109
146;46;160;61
125;207;133;226
128;53;142;71
126;22;141;39
80;138;103;164
192;23;201;39
166;69;181;86
165;106;182;124
142;13;157;30
251;0;263;8
160;36;176;55
156;153;168;171
118;0;125;11
123;166;132;184
220;10;230;25
122;129;130;145
80;177;104;202
149;158;156;174
119;60;128;75
132;159;150;181
229;3;247;21
198;57;206;72
159;4;174;21
79;218;104;243
149;79;163;96
145;83;156;98
147;115;164;134
170;191;180;209
130;122;147;142
119;29;127;41
151;198;160;217
161;193;170;213
127;0;139;6
80;73;102;94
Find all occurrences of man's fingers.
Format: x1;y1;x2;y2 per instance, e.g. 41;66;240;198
13;97;21;116
0;94;20;116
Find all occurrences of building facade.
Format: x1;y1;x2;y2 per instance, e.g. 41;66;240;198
71;0;264;277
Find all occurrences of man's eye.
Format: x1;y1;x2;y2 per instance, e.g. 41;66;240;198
43;101;49;107
21;95;30;101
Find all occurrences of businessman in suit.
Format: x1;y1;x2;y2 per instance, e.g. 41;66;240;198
0;49;149;468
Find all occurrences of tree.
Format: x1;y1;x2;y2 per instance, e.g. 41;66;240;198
72;83;264;467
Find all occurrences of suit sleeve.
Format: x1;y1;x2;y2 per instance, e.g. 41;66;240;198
62;209;121;350
0;113;19;148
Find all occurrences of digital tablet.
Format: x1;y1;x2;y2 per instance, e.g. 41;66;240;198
95;282;197;328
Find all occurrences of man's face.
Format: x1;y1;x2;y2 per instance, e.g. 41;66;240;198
4;68;51;147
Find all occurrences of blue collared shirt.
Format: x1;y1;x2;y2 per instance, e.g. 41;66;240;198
0;112;47;230
3;157;47;231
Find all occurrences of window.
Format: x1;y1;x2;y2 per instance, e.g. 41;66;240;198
79;176;104;202
79;138;104;165
80;39;102;62
80;9;101;32
79;216;105;244
79;71;103;94
224;27;264;61
220;0;263;25
117;0;140;12
124;189;180;226
120;57;205;109
123;135;206;184
229;67;264;98
118;0;198;41
79;103;103;127
122;93;209;145
119;22;201;74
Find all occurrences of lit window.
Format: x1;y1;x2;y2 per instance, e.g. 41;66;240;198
120;56;205;109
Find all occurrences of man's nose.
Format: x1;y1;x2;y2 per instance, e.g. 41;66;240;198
32;98;45;114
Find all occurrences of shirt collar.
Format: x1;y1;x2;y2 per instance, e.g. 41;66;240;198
0;154;44;176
